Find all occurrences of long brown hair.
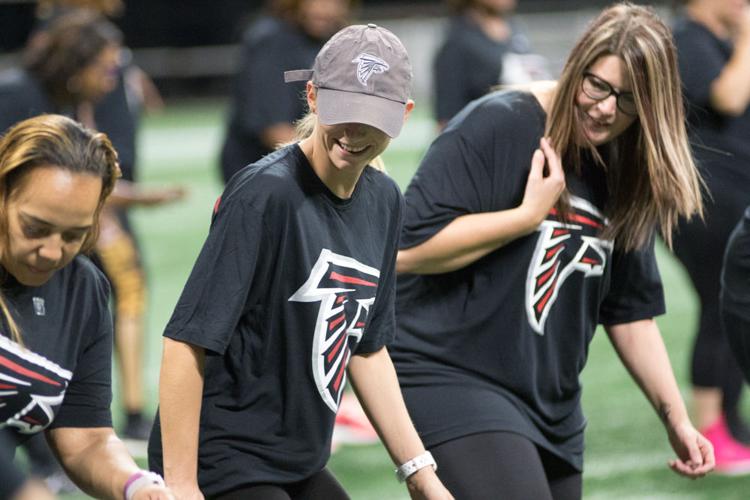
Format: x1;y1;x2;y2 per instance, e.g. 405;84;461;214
0;114;119;344
546;2;703;251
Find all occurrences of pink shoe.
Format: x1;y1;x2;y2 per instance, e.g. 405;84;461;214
331;392;379;450
702;415;750;475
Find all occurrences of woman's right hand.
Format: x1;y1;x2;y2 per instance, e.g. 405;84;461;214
165;481;204;500
519;137;566;227
405;468;454;500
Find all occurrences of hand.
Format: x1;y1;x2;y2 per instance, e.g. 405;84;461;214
164;481;204;500
132;484;176;500
138;186;187;206
666;420;715;478
519;137;566;227
405;468;454;500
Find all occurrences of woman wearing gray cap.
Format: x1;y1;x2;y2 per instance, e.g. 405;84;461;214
147;24;453;500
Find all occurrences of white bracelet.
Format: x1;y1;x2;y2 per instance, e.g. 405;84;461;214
395;451;437;482
124;470;165;500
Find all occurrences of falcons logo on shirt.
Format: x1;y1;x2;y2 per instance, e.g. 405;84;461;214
289;249;379;412
525;195;613;335
352;53;389;86
0;335;71;434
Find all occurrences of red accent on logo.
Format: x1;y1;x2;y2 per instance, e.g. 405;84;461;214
536;276;560;313
329;313;346;331
332;351;350;393
536;261;560;289
545;243;565;260
329;272;376;287
327;334;347;363
0;355;61;387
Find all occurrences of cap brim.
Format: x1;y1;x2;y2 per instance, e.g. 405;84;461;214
316;88;406;138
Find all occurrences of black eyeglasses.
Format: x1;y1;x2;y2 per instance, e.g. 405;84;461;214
581;72;638;116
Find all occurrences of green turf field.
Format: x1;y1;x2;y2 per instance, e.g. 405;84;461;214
56;98;749;499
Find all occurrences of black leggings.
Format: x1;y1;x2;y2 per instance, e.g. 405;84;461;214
673;188;747;415
211;468;349;500
430;431;582;500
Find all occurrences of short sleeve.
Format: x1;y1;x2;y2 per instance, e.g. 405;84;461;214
599;236;665;326
164;196;265;354
401;94;535;249
356;185;403;354
51;272;113;429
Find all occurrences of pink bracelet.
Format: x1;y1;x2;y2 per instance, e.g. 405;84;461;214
123;470;165;500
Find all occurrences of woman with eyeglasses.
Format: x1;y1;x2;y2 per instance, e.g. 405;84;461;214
390;4;713;498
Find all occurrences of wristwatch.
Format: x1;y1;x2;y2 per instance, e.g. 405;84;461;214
395;451;437;482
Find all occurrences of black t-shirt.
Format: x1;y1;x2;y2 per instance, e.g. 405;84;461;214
0;69;56;133
148;144;403;496
433;14;532;123
0;256;114;449
219;16;323;184
673;17;750;188
390;90;665;470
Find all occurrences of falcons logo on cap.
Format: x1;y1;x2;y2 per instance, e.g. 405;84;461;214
0;335;71;434
289;249;379;412
525;195;613;335
352;53;389;86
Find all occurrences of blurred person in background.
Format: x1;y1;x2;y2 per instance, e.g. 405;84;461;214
432;0;549;130
149;24;452;500
0;113;173;500
0;10;182;492
29;0;171;445
218;0;355;184
391;4;713;498
670;0;750;474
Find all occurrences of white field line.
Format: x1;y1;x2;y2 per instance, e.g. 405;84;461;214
585;452;666;479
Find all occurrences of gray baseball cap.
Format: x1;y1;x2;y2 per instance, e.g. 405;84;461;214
285;23;412;138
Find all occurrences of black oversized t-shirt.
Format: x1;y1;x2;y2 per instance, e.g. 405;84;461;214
219;17;323;183
148;144;402;495
390;90;665;470
0;256;114;449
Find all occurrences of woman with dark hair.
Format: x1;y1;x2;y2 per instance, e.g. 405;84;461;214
392;3;713;498
0;113;172;500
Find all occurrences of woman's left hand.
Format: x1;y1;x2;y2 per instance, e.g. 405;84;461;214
666;420;715;478
132;484;175;500
405;468;454;500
